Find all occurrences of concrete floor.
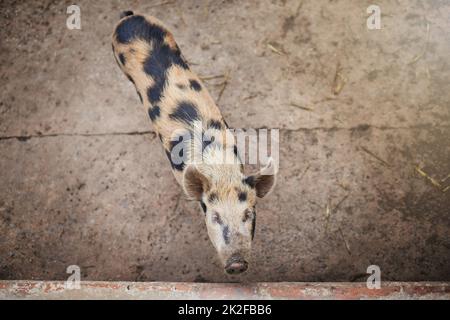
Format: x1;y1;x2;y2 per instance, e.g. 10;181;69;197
0;0;449;282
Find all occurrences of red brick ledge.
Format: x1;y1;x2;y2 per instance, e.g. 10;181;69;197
0;281;449;300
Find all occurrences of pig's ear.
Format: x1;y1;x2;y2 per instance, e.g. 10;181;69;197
245;159;277;198
183;166;211;200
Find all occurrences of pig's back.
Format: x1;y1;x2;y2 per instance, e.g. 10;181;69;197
112;12;228;182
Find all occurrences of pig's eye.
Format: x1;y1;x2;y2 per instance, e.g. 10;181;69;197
212;212;223;225
242;208;254;222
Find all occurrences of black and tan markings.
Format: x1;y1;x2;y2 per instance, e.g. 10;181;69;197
222;226;230;244
208;119;223;130
115;14;166;45
202;189;255;243
242;176;256;189
114;13;189;109
148;105;160;121
144;43;189;105
238;191;247;202
112;13;239;181
211;211;231;244
112;13;270;269
169;101;199;125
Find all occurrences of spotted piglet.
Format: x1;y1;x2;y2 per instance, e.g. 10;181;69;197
112;11;276;274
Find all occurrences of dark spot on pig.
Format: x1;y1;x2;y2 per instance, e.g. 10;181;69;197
189;79;202;91
238;191;247;202
223;226;230;244
213;212;223;225
148;106;160;121
208;192;218;203
137;91;143;103
170;101;199;125
115;15;165;44
147;85;162;104
144;44;189;104
243;176;256;188
208;120;223;130
242;208;252;222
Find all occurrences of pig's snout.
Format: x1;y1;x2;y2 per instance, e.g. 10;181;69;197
225;254;248;275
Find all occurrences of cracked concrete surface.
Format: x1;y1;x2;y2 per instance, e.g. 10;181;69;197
0;0;449;282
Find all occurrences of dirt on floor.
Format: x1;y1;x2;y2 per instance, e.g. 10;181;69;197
0;0;449;282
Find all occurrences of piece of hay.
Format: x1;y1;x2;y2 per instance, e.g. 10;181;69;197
243;94;258;101
338;182;350;191
408;21;430;65
360;146;391;167
290;103;314;112
338;227;351;255
203;0;209;18
325;199;331;233
216;70;230;103
333;194;349;213
332;62;347;95
149;1;175;8
415;166;442;190
267;43;285;55
308;200;322;209
298;164;310;182
324;194;349;233
200;74;226;81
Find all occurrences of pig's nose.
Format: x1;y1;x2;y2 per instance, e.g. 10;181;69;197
225;256;248;274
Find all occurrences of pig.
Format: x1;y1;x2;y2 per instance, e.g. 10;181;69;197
112;11;276;274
